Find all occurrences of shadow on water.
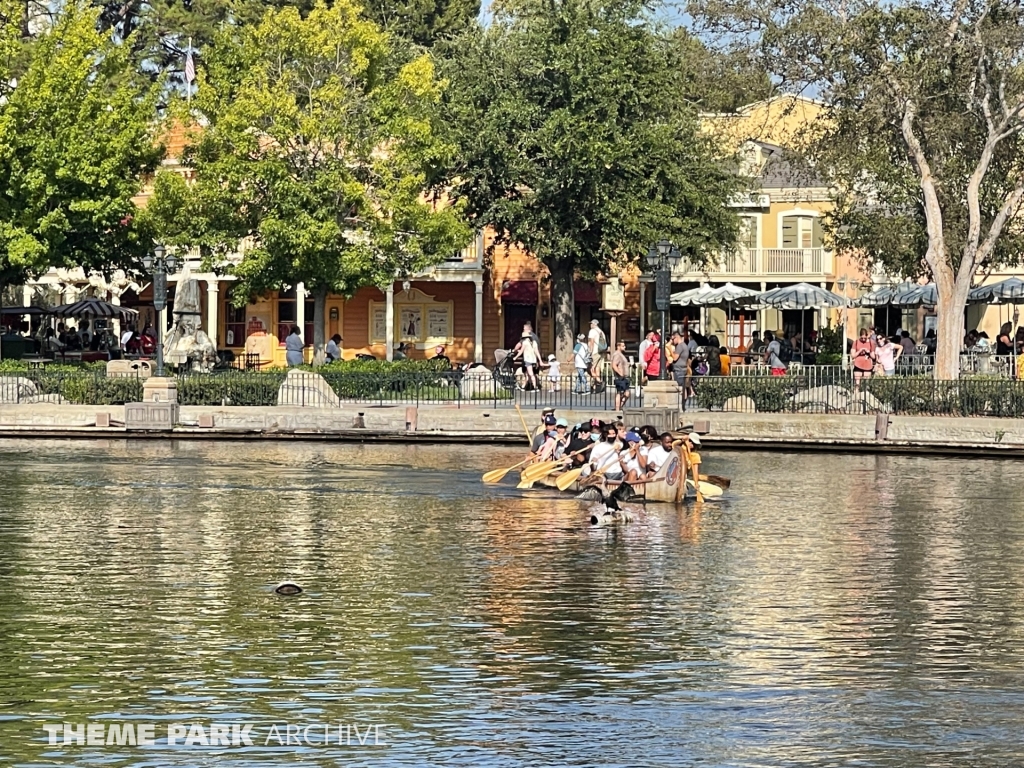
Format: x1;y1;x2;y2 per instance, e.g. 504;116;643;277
1;440;1024;766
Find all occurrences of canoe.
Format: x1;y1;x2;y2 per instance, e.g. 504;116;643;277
536;447;689;504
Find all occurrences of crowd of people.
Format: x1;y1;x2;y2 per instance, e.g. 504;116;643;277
525;407;705;500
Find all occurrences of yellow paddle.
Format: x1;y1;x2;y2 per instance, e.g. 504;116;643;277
482;456;533;484
687;478;724;497
514;403;533;444
519;444;597;490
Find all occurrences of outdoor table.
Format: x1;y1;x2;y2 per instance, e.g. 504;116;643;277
22;357;50;370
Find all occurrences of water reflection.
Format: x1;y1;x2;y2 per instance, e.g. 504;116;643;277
1;440;1024;766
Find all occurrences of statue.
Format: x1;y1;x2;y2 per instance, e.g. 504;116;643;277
163;267;218;372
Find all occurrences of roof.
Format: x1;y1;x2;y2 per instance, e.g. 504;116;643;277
743;140;827;190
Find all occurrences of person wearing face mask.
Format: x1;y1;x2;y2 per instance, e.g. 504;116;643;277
588;426;625;481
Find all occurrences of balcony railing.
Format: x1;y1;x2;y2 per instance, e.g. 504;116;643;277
673;247;833;279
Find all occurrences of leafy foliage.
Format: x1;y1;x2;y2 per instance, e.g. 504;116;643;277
441;0;742;356
0;1;160;288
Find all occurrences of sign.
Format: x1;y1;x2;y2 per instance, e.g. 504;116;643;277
371;308;386;342
655;271;672;311
626;317;640;332
602;278;625;311
399;306;422;340
426;307;450;340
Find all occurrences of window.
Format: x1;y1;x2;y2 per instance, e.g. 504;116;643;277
740;216;758;250
781;215;823;249
726;313;757;350
277;287;316;345
224;300;245;347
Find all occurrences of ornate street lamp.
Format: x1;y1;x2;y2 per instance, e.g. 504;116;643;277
646;240;682;380
142;244;177;377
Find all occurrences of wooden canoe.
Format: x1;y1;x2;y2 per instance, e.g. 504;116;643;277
536;447;688;504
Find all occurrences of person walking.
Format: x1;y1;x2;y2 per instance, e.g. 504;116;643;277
763;331;787;376
517;330;540;390
572;333;590;394
285;325;304;367
611;340;631;412
588;319;608;389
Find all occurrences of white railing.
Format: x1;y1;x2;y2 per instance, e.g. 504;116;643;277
674;247;832;278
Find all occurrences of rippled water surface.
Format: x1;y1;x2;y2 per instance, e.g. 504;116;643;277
2;440;1024;766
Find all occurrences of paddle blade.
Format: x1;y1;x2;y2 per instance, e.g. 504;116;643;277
517;477;537;489
687;479;724;497
700;473;732;490
521;461;558;481
482;467;511;484
556;467;584;491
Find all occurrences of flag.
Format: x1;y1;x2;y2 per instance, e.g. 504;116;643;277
184;43;195;84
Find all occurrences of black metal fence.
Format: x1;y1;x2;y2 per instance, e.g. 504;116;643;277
685;374;1024;417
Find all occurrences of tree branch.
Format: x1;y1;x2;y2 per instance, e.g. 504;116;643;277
900;99;946;272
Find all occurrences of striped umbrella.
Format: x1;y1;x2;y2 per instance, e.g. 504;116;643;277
51;298;139;320
891;283;937;307
856;283;915;307
698;282;761;306
670;284;716;306
0;305;51;316
750;282;845;309
969;277;1024;304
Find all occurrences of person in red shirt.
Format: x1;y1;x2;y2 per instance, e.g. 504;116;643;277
851;327;876;389
643;333;661;379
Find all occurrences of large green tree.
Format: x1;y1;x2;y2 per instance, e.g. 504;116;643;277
165;0;470;362
0;0;160;296
691;0;1024;379
442;0;741;358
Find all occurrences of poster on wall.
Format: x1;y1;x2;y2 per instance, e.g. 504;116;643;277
372;307;386;342
400;306;422;340
427;306;450;340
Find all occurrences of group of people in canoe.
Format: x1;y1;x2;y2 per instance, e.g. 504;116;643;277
524;407;706;502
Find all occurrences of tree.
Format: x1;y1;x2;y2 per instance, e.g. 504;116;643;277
169;0;471;362
362;0;481;46
690;0;1024;379
441;0;741;359
0;0;160;297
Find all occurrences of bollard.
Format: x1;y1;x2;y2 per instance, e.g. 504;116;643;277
405;406;418;431
95;412;110;428
875;413;890;441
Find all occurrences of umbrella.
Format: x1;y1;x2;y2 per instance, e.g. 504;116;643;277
892;283;937;307
856;283;915;308
699;282;761;306
51;298;139;320
670;284;716;306
750;282;845;309
0;305;51;316
969;277;1024;304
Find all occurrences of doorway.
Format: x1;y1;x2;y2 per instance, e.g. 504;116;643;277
503;304;536;350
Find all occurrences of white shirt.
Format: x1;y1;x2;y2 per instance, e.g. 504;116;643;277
574;343;589;369
591;441;621;474
646;445;673;472
620;448;641;474
325;339;341;360
121;330;134;348
588;326;603;353
521;337;539;365
638;339;652;370
547;360;561;378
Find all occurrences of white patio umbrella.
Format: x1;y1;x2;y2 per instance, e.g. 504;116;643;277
891;283;937;307
670;284;716;306
747;283;845;363
969;277;1024;304
697;283;761;350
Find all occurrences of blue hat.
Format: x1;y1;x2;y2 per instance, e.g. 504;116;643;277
544;414;557;426
624;431;641;444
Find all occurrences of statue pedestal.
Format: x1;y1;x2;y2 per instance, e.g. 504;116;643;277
641;379;680;408
126;377;178;431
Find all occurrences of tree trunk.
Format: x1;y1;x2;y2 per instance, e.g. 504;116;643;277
547;258;575;361
932;261;971;380
312;285;328;367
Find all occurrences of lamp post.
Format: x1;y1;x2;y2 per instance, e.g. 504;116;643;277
142;244;177;377
646;240;682;381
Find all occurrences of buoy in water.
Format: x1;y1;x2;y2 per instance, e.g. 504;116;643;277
274;582;303;595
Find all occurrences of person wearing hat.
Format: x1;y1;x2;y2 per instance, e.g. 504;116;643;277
619;430;647;482
532;407;557;442
588;423;625;482
325;333;343;363
545;353;562;391
530;413;559;461
549;418;571;460
572;333;591;394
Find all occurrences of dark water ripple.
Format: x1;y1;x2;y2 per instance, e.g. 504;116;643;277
1;440;1024;766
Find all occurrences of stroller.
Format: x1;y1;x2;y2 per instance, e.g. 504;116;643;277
492;349;517;390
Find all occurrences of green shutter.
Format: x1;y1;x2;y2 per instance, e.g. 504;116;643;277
812;217;823;248
782;216;797;248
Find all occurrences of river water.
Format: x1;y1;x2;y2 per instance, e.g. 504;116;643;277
1;440;1023;767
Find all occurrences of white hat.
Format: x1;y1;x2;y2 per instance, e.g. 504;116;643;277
548;354;555;361
688;432;702;446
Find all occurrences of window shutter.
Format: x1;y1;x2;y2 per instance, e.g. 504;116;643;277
812;217;823;248
782;216;797;248
742;216;758;249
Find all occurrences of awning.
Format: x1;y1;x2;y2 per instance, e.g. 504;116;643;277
574;280;600;304
500;280;538;305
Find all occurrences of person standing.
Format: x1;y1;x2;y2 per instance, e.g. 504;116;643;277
516;330;540;390
572;333;591;394
325;334;343;362
545;354;562;391
588;319;608;387
669;330;690;393
643;332;661;380
285;325;304;367
638;331;653;379
763;331;787;376
611;340;631;411
875;335;899;375
851;327;876;387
